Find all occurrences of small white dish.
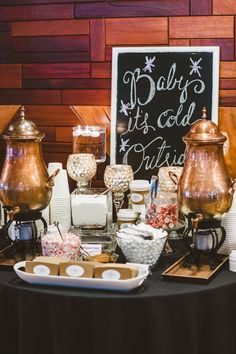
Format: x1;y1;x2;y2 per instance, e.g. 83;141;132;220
14;261;149;292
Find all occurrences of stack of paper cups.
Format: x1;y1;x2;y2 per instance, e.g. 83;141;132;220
219;191;236;255
48;163;71;232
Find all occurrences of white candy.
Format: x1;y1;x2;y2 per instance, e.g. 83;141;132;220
116;224;167;266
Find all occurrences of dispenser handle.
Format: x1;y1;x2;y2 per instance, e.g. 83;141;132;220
191;213;203;231
8;206;21;221
47;168;60;188
168;171;179;188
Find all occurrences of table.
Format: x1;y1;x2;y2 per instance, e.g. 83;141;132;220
1;246;236;354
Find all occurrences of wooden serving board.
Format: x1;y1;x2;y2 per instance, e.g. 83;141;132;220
162;253;229;283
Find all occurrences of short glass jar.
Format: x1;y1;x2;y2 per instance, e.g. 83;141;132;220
71;188;112;230
117;208;139;229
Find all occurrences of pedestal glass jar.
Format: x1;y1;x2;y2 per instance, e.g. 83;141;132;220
67;153;97;192
146;191;179;255
104;165;134;214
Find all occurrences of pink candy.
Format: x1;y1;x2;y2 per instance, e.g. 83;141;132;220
146;203;178;229
41;232;81;261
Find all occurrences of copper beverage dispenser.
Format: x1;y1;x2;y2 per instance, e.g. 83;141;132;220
170;108;235;268
0;106;59;259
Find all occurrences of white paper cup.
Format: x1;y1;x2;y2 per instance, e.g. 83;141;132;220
48;162;62;175
52;169;70;198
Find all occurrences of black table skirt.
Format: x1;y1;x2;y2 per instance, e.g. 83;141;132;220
1;246;236;354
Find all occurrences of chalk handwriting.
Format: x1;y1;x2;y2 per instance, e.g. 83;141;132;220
121;106;156;137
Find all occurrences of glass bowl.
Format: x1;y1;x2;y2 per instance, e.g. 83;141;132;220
116;226;167;266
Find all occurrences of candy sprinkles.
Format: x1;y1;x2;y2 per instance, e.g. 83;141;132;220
41;232;81;261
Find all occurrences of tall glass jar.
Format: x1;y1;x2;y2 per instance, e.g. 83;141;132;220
72;126;106;164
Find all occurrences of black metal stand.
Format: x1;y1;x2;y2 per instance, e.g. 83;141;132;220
1;211;47;260
182;214;226;269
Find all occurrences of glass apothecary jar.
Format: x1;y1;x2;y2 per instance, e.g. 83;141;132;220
71;188;112;231
146;191;178;229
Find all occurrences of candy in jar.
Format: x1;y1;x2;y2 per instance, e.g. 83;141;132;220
41;231;81;261
146;191;178;229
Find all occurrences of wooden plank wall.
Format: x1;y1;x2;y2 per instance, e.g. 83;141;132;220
0;0;236;183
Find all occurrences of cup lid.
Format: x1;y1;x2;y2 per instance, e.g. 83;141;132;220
130;180;150;190
117;209;139;219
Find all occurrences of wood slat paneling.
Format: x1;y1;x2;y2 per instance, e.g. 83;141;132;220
23;63;90;79
106;17;168;45
90;19;105;62
169;39;190;46
55;127;73;143
105;46;112;61
169;16;234;38
42;152;70;170
75;1;189;18
0;4;73;21
14;105;80;126
0;90;61;104
62;90;111;105
219;107;236;178
219;90;236;106
0;105;20;133
221;62;236;78
43;142;72;153
91;62;111;79
38;126;55;142
191;39;234;60
0;48;9;62
0;22;10;32
190;0;212;15
213;0;236;15
12;19;89;37
23;78;111;89
0;64;22;88
0;32;10;49
0;0;103;4
220;79;236;89
12;36;90;53
10;52;90;63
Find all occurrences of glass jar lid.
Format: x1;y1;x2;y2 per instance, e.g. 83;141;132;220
2;106;44;141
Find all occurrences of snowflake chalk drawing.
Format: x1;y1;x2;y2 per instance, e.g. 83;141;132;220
143;56;156;73
119;138;130;153
189;57;203;77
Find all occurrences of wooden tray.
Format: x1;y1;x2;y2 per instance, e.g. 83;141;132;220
162;253;229;283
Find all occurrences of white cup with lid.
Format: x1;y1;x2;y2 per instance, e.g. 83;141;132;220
117;209;139;229
129;180;150;218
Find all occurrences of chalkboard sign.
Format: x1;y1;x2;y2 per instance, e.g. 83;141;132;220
111;46;219;180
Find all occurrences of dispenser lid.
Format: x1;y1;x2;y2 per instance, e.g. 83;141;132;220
183;107;226;143
2;106;44;140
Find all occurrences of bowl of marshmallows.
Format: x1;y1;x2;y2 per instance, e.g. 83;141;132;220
116;223;167;267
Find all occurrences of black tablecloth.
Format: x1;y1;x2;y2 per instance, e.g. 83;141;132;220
1;245;236;354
